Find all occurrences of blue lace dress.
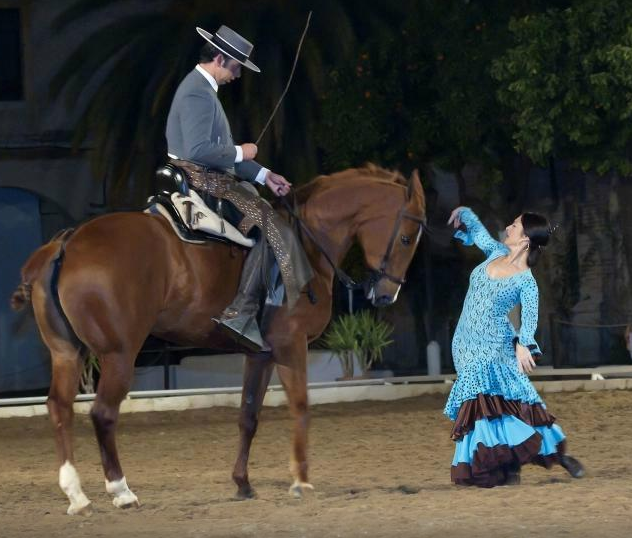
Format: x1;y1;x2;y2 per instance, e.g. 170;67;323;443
445;208;567;487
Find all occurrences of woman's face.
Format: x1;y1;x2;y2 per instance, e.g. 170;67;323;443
504;215;527;247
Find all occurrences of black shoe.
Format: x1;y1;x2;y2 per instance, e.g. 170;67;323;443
504;461;521;486
504;471;521;486
560;455;585;478
214;312;270;353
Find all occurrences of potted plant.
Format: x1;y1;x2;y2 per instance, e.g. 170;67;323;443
80;352;100;394
355;310;394;374
322;311;394;379
321;313;359;379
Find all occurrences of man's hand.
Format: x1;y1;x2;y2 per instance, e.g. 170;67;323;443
516;344;536;374
241;143;258;160
265;171;292;197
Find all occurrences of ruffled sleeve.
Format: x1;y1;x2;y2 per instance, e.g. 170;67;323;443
517;276;542;356
454;207;507;258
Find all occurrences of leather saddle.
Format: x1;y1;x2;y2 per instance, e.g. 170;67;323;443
145;164;255;248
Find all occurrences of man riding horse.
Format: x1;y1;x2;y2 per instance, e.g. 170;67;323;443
165;25;313;352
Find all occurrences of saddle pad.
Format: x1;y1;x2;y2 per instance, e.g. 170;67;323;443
144;204;205;245
171;190;255;248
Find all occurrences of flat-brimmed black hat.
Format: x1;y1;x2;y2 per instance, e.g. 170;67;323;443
196;25;260;73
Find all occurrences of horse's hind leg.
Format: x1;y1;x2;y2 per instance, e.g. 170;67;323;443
47;346;92;515
90;353;139;509
30;270;92;514
232;355;275;499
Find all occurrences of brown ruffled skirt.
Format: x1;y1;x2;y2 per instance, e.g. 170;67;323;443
450;394;567;488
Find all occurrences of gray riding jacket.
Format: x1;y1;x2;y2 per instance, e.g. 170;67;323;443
165;68;263;184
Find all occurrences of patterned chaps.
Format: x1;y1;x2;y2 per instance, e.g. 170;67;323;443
169;158;312;308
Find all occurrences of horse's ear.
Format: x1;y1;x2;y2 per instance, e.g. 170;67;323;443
407;169;421;201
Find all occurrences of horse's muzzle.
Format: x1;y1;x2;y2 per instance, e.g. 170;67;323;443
372;294;395;307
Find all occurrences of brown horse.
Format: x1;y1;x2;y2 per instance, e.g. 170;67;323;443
11;164;425;514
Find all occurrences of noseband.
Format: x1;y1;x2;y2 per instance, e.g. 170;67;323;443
365;203;426;289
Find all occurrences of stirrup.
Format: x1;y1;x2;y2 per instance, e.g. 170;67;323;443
214;314;270;353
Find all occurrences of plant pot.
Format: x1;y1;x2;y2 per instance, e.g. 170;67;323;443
335;372;371;381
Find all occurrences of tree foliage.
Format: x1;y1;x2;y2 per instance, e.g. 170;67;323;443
317;1;542;175
492;0;632;176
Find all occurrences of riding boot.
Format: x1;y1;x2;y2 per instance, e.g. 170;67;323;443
214;239;271;352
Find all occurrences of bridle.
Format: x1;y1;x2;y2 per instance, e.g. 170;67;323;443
363;201;426;293
281;191;425;298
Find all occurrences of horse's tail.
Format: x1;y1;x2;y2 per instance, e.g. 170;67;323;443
10;228;75;312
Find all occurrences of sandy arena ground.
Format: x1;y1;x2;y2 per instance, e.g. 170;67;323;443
1;390;631;538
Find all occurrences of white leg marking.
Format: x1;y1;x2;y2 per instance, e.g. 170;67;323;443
105;476;140;508
59;461;91;515
288;479;315;498
288;460;314;498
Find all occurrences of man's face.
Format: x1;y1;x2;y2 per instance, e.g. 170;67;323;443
216;56;242;84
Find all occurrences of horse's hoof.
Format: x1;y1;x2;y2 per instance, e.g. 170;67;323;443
112;492;140;509
107;477;140;509
67;500;92;516
288;480;315;499
235;485;257;500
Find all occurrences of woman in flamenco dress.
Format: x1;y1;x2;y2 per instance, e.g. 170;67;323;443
445;206;585;487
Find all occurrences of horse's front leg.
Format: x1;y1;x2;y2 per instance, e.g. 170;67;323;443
232;355;275;499
274;342;312;498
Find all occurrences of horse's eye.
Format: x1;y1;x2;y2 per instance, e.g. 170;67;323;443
401;235;411;246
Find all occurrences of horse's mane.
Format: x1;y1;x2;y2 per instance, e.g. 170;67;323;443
293;163;407;205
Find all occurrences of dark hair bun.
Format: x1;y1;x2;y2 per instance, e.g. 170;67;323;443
521;212;551;267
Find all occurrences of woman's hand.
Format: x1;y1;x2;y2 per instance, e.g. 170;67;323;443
516;343;536;374
447;207;468;229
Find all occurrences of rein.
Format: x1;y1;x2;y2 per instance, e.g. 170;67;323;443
280;196;360;291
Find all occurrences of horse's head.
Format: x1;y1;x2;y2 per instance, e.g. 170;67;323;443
356;169;426;307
